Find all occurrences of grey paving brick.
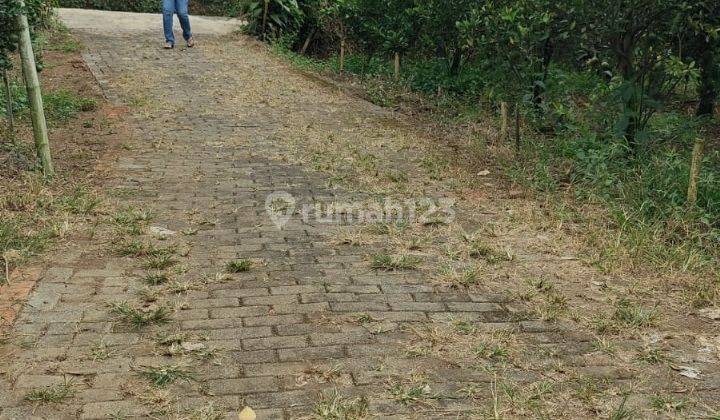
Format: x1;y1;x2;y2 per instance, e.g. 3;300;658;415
243;335;308;350
205;377;279;395
278;345;345;361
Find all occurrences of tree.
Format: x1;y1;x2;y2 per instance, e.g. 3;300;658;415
415;0;475;76
580;0;699;153
679;0;719;206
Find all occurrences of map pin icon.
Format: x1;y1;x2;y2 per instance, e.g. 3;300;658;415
265;191;296;229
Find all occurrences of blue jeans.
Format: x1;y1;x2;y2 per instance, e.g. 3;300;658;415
163;0;192;45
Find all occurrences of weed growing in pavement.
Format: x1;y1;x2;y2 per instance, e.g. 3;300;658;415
612;299;658;328
370;253;421;271
24;381;75;404
109;301;171;328
388;382;436;406
91;339;115;361
144;254;176;270
138;365;195;387
473;343;509;362
143;272;169;286
609;395;636;420
649;394;687;413
314;389;369;420
225;259;252;273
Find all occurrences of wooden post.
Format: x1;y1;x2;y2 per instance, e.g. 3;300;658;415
394;52;400;80
17;0;53;178
687;137;705;206
500;101;508;143
339;38;346;74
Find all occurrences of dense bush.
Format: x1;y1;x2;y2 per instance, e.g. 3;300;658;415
57;0;248;16
1;0;55;71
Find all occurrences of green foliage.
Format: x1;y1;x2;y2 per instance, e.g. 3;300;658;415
1;0;54;71
243;0;304;39
57;0;248;16
247;0;720;274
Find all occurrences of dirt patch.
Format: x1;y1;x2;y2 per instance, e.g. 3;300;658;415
0;29;130;330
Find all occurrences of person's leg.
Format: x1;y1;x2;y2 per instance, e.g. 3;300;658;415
162;0;176;45
175;0;193;42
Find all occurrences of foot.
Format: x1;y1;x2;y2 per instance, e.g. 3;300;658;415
187;37;195;48
164;42;174;49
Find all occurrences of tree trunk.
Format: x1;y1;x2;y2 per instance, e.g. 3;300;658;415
299;28;316;55
394;52;400;81
449;49;462;76
2;70;14;137
17;0;53;178
625;110;639;152
261;0;270;41
687;137;705;206
532;37;554;111
696;42;716;118
339;38;346;74
500;101;508;143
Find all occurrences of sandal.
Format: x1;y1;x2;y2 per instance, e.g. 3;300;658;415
164;42;174;49
187;37;195;48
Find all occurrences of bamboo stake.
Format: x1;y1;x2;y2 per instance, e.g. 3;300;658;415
2;70;14;134
687;137;705;206
339;38;346;74
500;101;508;143
17;0;53;178
394;52;400;80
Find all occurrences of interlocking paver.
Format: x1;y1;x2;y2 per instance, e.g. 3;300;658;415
0;9;712;420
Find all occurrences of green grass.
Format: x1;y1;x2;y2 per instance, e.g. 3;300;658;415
47;28;82;53
112;207;152;236
142;272;169;286
225;259;252;273
113;239;146;257
109;302;171;328
138;365;195;387
649;394;686;413
24;382;75;404
55;188;101;215
0;219;56;259
314;390;369;420
612;299;658;328
473;343;509;361
388;382;434;406
143;254;176;270
1;84;96;123
609;395;635;420
636;347;666;364
43;89;97;122
370;253;422;271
